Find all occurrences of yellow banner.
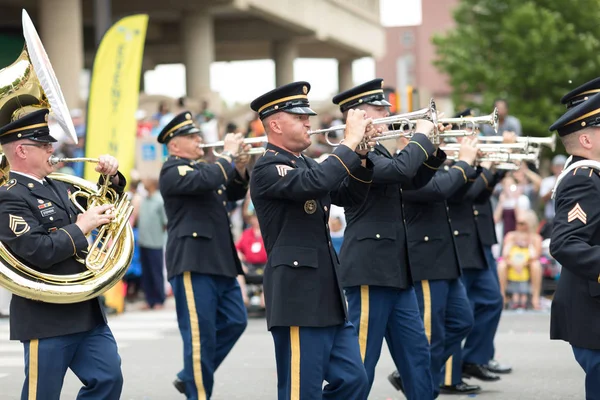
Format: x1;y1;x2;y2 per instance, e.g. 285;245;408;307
84;14;148;184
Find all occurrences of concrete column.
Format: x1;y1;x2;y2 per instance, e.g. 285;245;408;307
272;41;297;87
39;0;84;110
182;11;214;100
338;59;354;92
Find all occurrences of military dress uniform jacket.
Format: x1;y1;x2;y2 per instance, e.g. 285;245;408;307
160;156;248;280
250;143;373;329
473;171;505;247
550;159;600;349
447;167;494;270
338;134;440;289
0;172;126;341
402;160;477;282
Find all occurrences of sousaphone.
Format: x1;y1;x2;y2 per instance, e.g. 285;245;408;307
0;10;134;304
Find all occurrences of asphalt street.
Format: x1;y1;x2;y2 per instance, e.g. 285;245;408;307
0;299;584;399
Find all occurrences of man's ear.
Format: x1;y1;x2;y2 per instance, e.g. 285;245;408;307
267;115;283;135
579;131;593;150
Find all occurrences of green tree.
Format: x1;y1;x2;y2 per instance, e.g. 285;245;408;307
433;0;600;142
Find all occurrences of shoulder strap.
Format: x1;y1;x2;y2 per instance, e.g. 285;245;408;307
551;156;600;199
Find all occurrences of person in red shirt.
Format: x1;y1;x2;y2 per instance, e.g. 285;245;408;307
236;211;267;308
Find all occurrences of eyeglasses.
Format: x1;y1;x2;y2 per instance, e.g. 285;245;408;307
21;143;53;150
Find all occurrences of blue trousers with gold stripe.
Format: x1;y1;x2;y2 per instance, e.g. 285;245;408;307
271;321;369;400
572;346;600;400
170;272;248;400
21;323;122;400
444;267;503;385
414;279;473;397
346;285;433;399
483;245;500;361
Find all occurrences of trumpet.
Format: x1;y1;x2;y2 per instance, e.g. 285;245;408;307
440;142;530;152
199;136;267;158
438;108;499;133
311;99;445;148
477;133;556;152
327;108;500;147
49;156;99;166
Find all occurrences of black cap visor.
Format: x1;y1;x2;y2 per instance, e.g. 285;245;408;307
27;130;57;143
365;98;392;107
285;106;317;116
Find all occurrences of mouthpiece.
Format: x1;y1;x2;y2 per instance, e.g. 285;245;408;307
48;155;61;166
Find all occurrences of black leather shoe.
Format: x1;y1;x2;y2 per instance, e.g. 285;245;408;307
439;381;481;395
173;378;185;394
387;370;405;393
487;359;512;374
462;363;501;381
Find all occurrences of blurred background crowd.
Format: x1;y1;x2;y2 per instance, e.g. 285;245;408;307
0;0;592;316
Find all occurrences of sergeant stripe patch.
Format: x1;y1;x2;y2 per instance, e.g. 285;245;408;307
568;203;587;224
276;165;293;177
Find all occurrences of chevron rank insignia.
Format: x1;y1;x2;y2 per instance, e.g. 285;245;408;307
276;165;293;177
9;215;30;237
567;203;587;224
178;165;194;176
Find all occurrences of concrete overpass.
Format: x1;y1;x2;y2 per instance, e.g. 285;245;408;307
0;0;386;109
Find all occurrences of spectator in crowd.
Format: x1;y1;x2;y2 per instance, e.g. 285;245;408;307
124;172;145;301
136;110;152;137
137;178;168;310
497;209;543;310
70;109;86;177
538;155;567;235
512;162;542;211
480;99;522;136
151;101;173;137
235;209;267;308
246;113;260;133
494;174;531;242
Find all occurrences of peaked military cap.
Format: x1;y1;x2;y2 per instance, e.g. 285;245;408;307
250;81;317;120
561;77;600;109
332;78;392;113
453;108;473;118
157;111;200;144
0;108;56;145
549;92;600;136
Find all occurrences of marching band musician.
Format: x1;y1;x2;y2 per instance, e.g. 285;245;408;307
332;79;441;399
548;89;600;400
0;109;126;400
157;111;249;399
388;133;480;397
471;147;513;376
443;140;505;388
249;81;375;400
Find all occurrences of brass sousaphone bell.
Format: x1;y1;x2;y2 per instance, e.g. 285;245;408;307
0;10;134;304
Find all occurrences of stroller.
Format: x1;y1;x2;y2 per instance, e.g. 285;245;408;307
244;263;265;313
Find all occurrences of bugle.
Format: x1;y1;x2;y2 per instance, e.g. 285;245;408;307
440;142;530;152
478;133;556;152
438;108;499;133
199;136;267;157
311;99;448;148
352;108;500;145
